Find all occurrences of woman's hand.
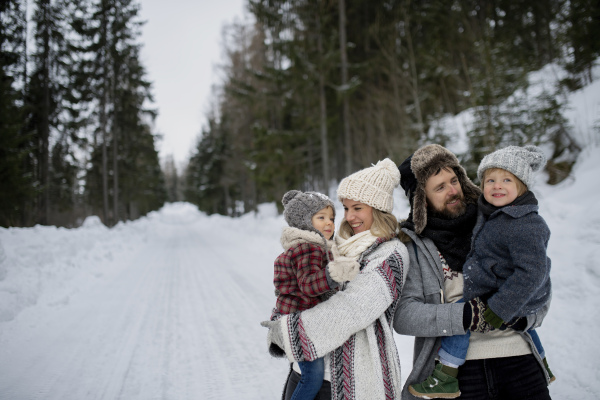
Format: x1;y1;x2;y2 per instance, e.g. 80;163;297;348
261;320;284;349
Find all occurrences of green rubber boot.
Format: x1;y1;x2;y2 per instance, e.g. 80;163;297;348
408;363;460;399
543;358;556;383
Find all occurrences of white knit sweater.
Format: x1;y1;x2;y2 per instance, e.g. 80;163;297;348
275;237;409;400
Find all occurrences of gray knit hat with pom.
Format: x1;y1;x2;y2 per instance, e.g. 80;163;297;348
477;145;547;188
282;190;335;234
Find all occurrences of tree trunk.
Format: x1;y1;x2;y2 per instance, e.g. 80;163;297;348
112;125;118;223
339;0;352;175
112;44;119;224
403;8;424;137
316;11;330;192
40;0;50;225
100;0;109;225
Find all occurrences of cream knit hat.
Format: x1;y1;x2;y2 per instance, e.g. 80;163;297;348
337;158;400;213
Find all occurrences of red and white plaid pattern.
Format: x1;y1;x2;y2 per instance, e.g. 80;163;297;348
274;242;333;315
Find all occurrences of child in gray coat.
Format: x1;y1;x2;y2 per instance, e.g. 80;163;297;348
409;145;554;399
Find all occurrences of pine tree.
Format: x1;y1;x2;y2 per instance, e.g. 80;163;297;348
0;0;32;226
185;117;230;215
76;0;165;224
163;155;181;203
24;0;78;225
562;0;600;87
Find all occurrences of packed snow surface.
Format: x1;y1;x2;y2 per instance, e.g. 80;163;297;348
1;147;600;399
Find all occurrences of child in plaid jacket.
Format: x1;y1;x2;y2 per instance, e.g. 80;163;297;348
268;190;359;400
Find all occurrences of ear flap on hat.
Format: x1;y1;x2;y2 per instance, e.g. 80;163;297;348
457;167;481;205
412;185;428;235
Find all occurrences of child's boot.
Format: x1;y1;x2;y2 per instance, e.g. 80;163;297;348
543;357;556;383
408;363;460;399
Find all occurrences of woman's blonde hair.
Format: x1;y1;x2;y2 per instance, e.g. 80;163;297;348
480;168;528;196
338;208;398;240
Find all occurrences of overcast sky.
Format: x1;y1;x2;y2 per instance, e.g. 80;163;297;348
139;0;248;167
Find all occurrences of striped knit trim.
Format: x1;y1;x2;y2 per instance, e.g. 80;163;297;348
287;312;318;362
331;334;356;400
378;250;404;325
376;320;396;400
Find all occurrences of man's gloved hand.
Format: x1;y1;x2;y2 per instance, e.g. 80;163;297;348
260;320;284;349
483;306;505;330
502;316;528;332
464;297;494;333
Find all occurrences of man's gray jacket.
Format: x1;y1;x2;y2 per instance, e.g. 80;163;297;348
393;228;551;400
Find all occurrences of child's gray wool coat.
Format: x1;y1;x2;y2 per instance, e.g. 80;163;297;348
463;203;552;323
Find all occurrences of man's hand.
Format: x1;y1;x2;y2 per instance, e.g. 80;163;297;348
465;298;494;333
502;316;528;332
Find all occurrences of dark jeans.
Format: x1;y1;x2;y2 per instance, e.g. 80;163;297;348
292;358;324;400
457;354;551;400
283;369;331;400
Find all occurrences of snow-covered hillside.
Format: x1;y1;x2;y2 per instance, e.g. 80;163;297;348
1;145;600;399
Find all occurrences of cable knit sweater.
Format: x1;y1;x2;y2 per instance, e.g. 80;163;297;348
271;237;408;400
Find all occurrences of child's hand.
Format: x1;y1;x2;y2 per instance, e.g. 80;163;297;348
328;244;360;283
483;307;505;329
328;257;360;283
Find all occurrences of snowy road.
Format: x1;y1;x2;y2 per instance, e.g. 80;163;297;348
0;205;290;400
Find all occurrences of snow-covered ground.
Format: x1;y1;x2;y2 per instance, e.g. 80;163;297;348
1;145;600;399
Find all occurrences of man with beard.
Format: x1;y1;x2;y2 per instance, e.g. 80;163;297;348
393;144;551;400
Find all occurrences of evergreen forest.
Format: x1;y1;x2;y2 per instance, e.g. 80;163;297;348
2;0;599;226
1;0;166;227
185;0;599;216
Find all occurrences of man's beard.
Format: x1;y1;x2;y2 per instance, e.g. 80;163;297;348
430;195;467;219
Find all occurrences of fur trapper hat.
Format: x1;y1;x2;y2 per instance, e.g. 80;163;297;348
399;144;480;234
477;145;547;188
282;190;335;235
337;158;400;213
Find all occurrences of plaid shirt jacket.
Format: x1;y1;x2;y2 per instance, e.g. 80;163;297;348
274;242;334;315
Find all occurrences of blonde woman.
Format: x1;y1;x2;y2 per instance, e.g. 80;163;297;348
263;159;409;400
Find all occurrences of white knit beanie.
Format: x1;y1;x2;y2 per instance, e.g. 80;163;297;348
337;158;400;213
477;145;547;188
